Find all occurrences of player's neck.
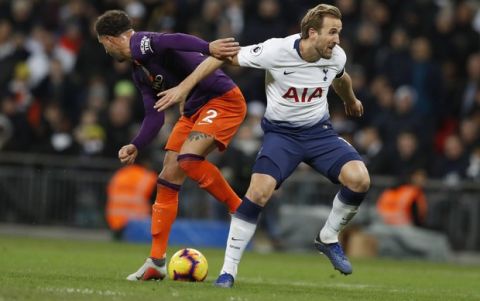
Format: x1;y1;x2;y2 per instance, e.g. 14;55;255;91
299;39;321;62
119;30;134;60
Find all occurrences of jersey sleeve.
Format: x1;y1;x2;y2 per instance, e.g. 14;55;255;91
132;33;210;62
130;77;165;150
237;39;278;69
151;33;210;55
334;45;347;78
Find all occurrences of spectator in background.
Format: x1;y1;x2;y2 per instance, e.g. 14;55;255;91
355;126;389;175
432;134;469;184
377;169;428;227
74;109;105;157
0;92;32;152
106;155;157;240
459;118;479;154
0;111;12;150
386;131;427;179
409;37;443;121
458;53;480;118
103;95;134;158
389;85;426;146
466;144;480;181
33;58;80;124
376;27;412;88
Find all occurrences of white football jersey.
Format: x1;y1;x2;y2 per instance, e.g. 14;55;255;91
238;34;346;127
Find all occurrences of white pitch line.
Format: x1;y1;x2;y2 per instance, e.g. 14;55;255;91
238;277;378;290
39;286;126;296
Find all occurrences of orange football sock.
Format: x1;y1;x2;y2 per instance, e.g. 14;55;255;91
150;179;180;259
178;154;241;213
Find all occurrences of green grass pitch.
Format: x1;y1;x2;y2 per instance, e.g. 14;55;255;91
0;235;479;301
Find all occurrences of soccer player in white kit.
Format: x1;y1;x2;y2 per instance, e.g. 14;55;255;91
155;4;371;287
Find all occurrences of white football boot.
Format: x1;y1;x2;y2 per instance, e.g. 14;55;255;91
126;258;167;281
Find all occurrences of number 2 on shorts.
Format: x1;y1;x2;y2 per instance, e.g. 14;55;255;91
201;109;218;124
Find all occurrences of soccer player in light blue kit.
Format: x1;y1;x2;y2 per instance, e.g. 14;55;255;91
155;4;370;287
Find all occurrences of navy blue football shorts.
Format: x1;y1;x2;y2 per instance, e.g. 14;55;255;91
252;118;363;189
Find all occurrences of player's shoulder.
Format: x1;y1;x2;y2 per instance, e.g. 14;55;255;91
262;34;300;50
130;31;158;60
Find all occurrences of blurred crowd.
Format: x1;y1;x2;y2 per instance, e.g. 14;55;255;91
0;0;479;186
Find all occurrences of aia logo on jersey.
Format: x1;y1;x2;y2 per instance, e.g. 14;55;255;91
282;87;323;103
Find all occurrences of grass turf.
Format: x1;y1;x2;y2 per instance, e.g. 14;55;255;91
0;235;479;301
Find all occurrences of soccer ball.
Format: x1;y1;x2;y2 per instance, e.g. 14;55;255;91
167;248;208;281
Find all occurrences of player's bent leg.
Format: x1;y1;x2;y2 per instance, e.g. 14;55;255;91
215;174;277;288
178;131;241;213
128;151;185;281
317;160;370;275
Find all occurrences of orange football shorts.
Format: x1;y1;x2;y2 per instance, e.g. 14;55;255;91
165;86;247;152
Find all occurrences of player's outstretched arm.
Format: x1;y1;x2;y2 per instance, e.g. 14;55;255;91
332;71;364;117
154;56;239;112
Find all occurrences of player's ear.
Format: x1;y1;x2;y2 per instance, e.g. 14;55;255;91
308;28;318;38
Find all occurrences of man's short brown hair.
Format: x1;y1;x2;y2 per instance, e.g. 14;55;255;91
95;10;132;37
300;4;342;39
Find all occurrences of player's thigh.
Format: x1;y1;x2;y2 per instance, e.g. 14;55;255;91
179;132;217;157
245;173;277;206
252;132;304;189
165;116;194;153
307;136;363;184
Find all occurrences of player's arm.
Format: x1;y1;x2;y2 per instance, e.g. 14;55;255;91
120;89;165;164
154;55;239;112
153;33;239;59
332;71;364;117
154;40;274;112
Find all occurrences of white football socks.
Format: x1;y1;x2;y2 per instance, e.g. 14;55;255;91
320;193;358;244
220;215;258;278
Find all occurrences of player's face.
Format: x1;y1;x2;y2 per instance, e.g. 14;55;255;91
98;35;127;62
314;16;342;59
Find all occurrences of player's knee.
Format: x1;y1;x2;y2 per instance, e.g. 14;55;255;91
340;162;370;192
345;170;370;192
246;186;274;207
159;161;183;183
177;154;204;175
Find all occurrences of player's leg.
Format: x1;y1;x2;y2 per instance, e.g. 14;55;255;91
215;129;304;288
320;160;370;244
177;87;247;213
306;124;370;274
314;160;369;275
215;172;276;288
127;116;194;281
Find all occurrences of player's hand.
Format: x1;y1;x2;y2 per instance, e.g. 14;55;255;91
118;144;138;165
344;99;364;117
209;37;240;59
155;86;188;114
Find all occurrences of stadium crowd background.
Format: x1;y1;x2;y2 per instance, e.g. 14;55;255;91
0;0;479;187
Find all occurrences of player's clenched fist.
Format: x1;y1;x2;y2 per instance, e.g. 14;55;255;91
118;144;138;165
